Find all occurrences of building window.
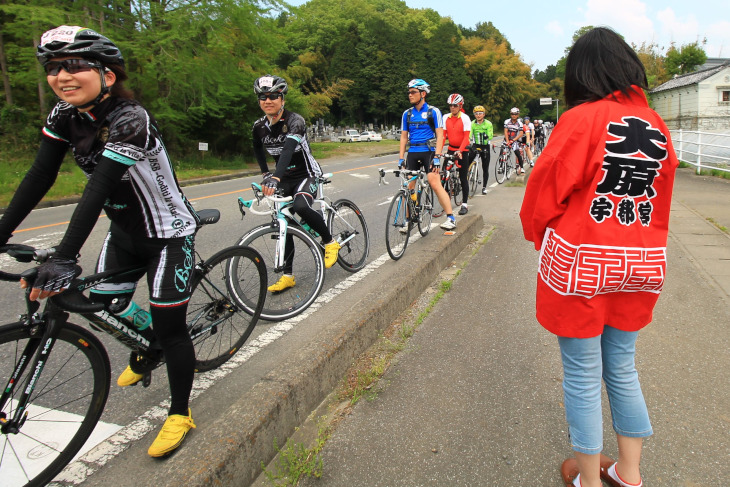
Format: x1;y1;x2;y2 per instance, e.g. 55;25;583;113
720;90;730;103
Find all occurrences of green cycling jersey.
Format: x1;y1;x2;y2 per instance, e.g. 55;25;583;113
471;119;493;145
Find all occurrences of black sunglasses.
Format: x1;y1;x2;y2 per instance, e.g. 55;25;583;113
449;104;460;107
258;93;282;101
45;59;103;76
407;90;420;95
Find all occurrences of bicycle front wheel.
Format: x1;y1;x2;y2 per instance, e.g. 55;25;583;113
235;225;324;321
0;321;110;487
328;199;370;272
418;186;434;236
188;246;266;371
468;160;479;197
385;192;412;260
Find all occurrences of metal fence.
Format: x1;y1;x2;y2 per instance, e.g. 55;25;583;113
670;129;730;174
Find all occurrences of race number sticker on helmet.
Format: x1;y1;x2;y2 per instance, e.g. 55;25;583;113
40;26;86;46
258;76;275;89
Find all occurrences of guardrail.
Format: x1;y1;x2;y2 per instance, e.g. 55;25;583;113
671;129;730;174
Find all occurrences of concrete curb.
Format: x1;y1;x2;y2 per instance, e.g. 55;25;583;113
171;214;484;486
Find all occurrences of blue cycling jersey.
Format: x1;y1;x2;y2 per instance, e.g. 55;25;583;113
400;103;443;153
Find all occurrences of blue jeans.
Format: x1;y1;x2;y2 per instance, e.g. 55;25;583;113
558;325;653;454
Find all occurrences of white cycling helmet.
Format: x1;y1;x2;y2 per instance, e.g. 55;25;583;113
447;93;464;105
408;78;431;94
510;107;520;114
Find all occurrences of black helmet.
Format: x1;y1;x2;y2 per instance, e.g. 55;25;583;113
254;74;288;95
37;26;124;68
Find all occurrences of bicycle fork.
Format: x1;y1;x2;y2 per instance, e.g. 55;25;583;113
0;299;67;435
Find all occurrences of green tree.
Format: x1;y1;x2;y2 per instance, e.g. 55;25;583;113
633;41;667;89
665;41;707;76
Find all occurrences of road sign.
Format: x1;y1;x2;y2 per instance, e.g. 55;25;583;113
540;97;553;105
199;142;209;151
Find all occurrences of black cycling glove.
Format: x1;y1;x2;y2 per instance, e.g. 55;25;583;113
33;257;79;293
263;176;279;192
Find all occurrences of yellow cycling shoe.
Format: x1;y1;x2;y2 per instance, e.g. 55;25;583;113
324;241;341;269
148;409;196;457
268;274;296;293
117;366;144;387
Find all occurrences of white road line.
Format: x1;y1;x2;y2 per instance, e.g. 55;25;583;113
348;173;371;179
50;229;434;485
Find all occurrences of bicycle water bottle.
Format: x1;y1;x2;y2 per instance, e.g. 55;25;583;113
111;298;153;330
410;189;417;202
299;220;320;238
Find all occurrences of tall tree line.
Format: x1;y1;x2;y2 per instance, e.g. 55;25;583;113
3;1;704;158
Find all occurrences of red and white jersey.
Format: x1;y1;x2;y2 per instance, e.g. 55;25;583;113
443;111;471;151
520;87;678;338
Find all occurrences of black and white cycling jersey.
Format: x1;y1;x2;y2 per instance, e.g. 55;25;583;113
252;109;322;180
43;98;198;239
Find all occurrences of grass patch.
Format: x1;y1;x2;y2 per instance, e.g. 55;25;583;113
707;217;728;233
262;426;328;486
0;139;399;208
679;161;730;180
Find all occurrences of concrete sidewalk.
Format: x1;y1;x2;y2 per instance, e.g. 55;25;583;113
291;168;730;486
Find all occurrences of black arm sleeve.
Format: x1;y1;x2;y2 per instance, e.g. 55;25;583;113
252;130;270;174
54;156;130;260
0;138;68;242
272;137;299;179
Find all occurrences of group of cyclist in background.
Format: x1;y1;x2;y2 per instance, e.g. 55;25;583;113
400;78;553;228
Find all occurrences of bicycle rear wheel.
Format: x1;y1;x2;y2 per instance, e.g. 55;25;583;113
495;154;507;184
385;193;411;260
0;321;110;487
468;160;479;197
418;186;434;236
235;225;324;321
188;246;266;371
452;171;463;206
327;199;370;272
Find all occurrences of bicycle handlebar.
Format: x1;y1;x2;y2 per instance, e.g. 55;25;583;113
378;168;424;186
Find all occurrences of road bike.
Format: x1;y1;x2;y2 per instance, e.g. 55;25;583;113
0;209;267;487
467;145;487;197
441;153;463;207
495;140;517;184
379;168;435;260
236;174;370;321
534;133;545;158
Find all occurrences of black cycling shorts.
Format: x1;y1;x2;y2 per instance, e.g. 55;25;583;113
405;151;435;171
92;221;195;307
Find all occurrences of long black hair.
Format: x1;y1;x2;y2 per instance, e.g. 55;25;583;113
564;27;647;108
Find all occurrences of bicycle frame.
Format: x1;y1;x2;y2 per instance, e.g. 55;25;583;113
238;174;359;273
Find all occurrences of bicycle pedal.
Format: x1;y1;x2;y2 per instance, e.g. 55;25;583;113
142;372;152;388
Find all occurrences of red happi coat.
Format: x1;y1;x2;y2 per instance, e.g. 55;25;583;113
520;87;678;338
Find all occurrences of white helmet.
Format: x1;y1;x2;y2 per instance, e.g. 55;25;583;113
447;93;464;105
407;78;431;94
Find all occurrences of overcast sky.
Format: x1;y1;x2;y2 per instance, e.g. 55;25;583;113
287;0;730;72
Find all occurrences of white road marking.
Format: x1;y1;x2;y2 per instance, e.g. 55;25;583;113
349;173;370;179
48;229;435;485
5;401;121;487
378;197;394;206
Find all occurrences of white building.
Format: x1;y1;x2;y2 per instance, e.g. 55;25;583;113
650;61;730;132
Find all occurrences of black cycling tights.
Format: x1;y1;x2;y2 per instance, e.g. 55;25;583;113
91;291;194;416
473;144;491;186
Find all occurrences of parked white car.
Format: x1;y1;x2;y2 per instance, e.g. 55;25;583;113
337;129;361;143
360;131;382;142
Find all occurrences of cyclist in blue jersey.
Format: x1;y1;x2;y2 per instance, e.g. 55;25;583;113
0;26;198;457
398;79;456;230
